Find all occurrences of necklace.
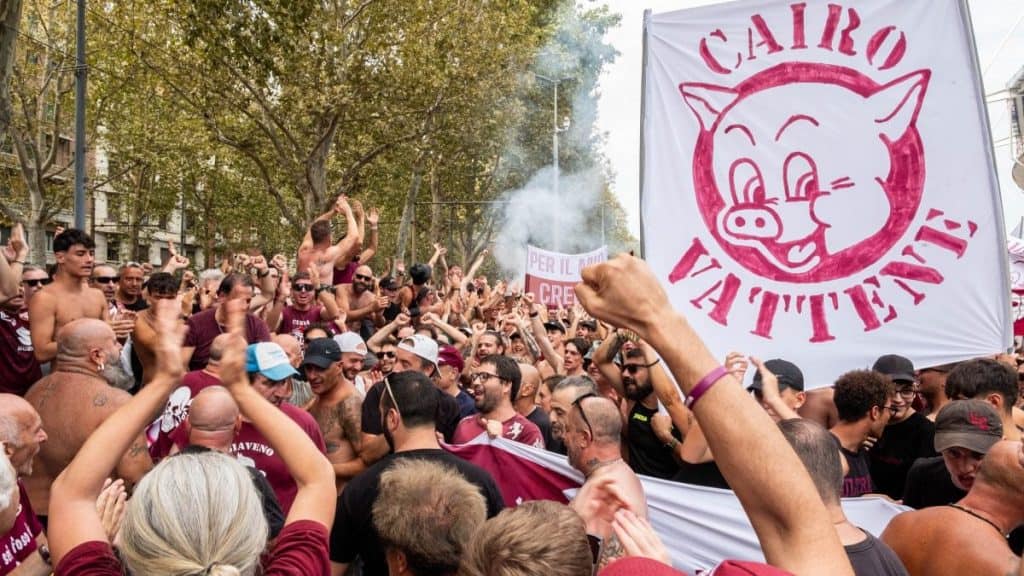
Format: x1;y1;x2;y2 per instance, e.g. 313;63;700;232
946;503;1006;536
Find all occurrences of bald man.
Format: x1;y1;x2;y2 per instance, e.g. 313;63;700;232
23;318;153;517
183;386;284;538
516;362;554;449
336;265;388;335
882;440;1024;575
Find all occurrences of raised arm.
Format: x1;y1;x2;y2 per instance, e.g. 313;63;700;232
358;207;379;264
329;196;360;265
217;299;336;528
0;223;27;299
525;294;563;374
574;255;852;576
47;299;186;565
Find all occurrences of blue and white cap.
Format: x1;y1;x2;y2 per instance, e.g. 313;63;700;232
245;342;300;381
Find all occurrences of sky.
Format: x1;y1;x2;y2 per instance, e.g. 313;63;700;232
595;0;1024;236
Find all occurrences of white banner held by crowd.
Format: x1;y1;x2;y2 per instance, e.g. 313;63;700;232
641;0;1011;388
524;244;607;308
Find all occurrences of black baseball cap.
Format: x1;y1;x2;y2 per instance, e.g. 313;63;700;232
873;354;915;384
302;338;341;369
934;399;1003;454
543;321;566;334
748;359;804;392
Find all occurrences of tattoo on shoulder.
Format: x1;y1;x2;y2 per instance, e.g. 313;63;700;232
129;441;146;457
93;393;108;407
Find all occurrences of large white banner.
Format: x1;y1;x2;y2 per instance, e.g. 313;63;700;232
448;436;906;574
524;245;608;308
641;0;1011;388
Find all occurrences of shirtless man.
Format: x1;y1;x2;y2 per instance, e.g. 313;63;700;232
336;264;387;334
301;337;365;492
882;439;1024;575
297;194;359;285
23;318;152;517
28;229;108;364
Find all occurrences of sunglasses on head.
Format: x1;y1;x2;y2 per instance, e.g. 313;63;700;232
292;283;315;292
22;278;52;287
572;392;598;438
93;276;119;284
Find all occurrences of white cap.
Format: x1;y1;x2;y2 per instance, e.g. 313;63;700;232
398;334;438;367
334;331;368;357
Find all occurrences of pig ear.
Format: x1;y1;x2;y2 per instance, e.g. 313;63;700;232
870;70;930;140
679;83;739;132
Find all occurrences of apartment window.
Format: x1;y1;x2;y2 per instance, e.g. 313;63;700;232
107;242;120;263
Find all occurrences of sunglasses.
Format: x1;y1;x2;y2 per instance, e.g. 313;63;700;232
22;278;52;287
383;376;402;419
378;351;396;358
354;274;374;282
620;364;646;374
92;276;119;284
292;284;315;292
572;392;598;438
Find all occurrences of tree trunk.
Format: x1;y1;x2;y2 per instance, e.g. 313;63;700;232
429;160;440;248
394;150;427;266
0;0;23;141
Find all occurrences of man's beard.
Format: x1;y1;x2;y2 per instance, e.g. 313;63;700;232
101;356;135;390
475;389;499;414
623;377;654;402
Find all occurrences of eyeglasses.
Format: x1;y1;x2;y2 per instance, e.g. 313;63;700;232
572;392;598;438
22;278;52;287
621;364;645;374
92;276;119;284
378;351;396;358
383;376;402;419
882;404;899;416
470;372;502;385
896;387;918;399
354;274;373;282
292;284;315;292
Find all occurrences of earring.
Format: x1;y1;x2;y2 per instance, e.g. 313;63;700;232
97;362;105;372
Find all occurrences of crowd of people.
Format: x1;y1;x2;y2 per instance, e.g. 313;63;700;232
1;193;1024;575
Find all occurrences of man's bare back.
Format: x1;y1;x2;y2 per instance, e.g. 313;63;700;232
23;370;152;513
882;506;1020;575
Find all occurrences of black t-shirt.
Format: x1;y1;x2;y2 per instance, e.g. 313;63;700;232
869;412;936;499
836;441;874;497
672;460;730;490
122;298;149;312
902;456;964;509
361;380;462;443
626;402;680;480
845;531;909;576
330;449;505;575
525;405;555;450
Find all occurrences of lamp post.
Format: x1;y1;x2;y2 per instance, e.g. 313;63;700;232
535;73;571;251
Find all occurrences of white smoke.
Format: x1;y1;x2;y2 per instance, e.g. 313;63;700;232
492;166;605;280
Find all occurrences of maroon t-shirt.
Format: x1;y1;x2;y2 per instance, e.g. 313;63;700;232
0;311;41;396
185;308;271;371
332;259;359;286
277;305;325;345
147;369;222;461
452;413;545;449
55;519;330;576
0;481;43;575
168;404;326;515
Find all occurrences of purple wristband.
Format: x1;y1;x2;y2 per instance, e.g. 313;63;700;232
684;365;729;409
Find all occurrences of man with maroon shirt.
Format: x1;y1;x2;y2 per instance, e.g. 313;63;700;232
0;277;40;396
453;355;544;449
268;270;340;345
182;273;271;372
0;395;49;574
148;334;230;461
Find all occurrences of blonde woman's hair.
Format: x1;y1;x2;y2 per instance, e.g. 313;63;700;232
119;450;268;576
459;500;592;576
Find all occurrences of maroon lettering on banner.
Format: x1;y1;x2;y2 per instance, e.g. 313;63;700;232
525;274;577;309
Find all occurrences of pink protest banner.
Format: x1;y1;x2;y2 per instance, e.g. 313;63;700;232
641;0;1011;387
524;244;607;308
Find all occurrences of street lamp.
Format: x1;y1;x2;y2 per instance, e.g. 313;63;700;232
535;73;572;251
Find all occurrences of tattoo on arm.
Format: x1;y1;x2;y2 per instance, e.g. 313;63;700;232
93;393;108;407
341;396;363;452
129;441;146;458
597;533;626;572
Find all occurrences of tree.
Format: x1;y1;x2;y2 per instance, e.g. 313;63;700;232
0;0;24;140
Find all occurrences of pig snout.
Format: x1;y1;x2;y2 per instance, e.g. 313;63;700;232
722;205;781;240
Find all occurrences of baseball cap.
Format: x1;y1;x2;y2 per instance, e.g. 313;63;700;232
246;343;299;381
748;359;804;392
934;399;1003;454
543;321;566;334
334;331;368;357
302;338;342;369
379;276;399;291
437;344;464;373
873;354;915;384
399;334;438;367
579;319;598;330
